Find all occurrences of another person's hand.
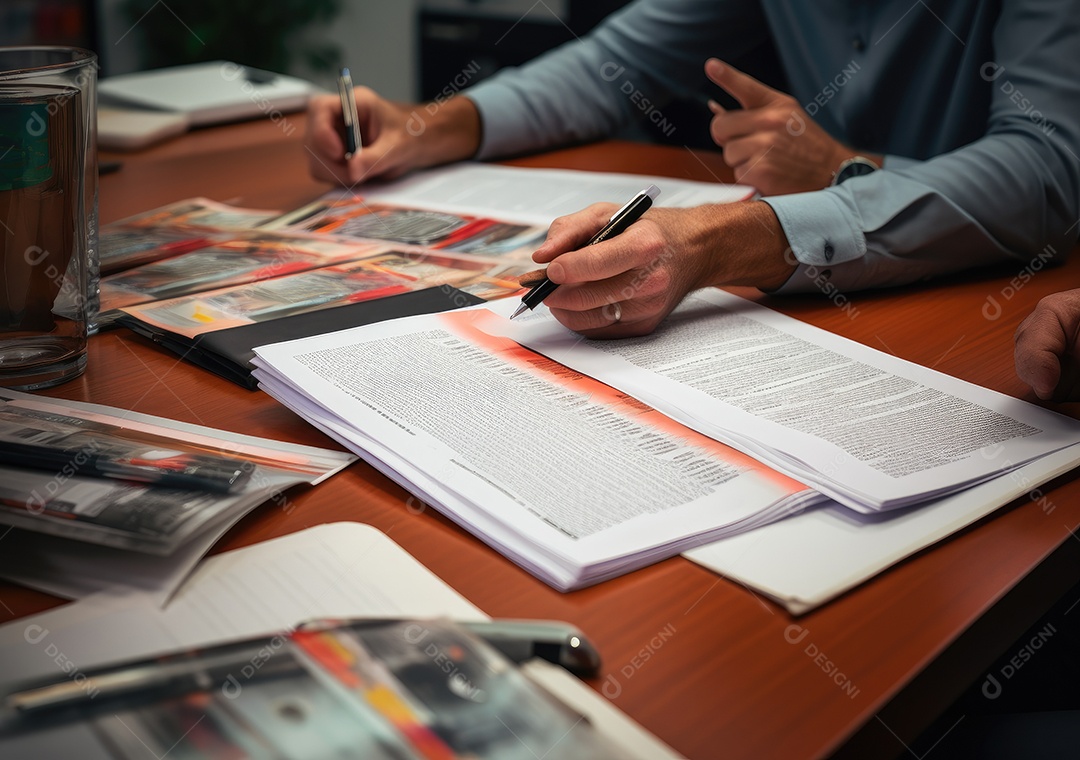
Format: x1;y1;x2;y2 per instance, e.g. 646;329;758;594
305;88;481;186
705;58;874;195
1014;290;1080;400
529;201;795;338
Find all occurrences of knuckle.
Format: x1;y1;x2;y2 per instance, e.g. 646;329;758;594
764;112;787;132
649;267;673;294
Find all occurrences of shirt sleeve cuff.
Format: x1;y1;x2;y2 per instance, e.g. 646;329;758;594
882;154;921;171
762;190;866;267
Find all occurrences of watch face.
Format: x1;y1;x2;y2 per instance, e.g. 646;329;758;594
836;158;878;184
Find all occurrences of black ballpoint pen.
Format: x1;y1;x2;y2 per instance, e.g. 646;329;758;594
510;184;660;319
338;67;362;159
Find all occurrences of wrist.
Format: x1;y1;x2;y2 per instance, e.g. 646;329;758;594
412;96;482;169
696;201;795;290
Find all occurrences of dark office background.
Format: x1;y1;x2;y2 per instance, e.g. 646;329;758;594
7;0;732;147
7;1;627;94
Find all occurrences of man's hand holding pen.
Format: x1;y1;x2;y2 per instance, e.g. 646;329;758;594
305;84;482;187
522;200;796;338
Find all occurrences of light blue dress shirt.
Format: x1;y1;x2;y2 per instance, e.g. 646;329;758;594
464;0;1080;294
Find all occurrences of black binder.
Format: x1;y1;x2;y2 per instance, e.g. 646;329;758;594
117;287;486;389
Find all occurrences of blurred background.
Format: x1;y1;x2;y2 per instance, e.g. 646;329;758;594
1;0;630;101
4;0;737;146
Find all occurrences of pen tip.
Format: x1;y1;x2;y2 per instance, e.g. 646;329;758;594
510;303;528;320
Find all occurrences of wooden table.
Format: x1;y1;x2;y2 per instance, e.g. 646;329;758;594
4;115;1080;759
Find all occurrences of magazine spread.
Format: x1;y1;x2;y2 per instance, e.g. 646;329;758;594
0;391;354;554
107;165;755;340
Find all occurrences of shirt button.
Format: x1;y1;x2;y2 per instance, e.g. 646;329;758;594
852;36;866;52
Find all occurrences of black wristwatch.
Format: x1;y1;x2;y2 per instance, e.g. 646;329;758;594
831;156;879;186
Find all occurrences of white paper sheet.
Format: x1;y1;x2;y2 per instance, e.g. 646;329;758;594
498;291;1080;510
685;443;1080;614
347;163;754;226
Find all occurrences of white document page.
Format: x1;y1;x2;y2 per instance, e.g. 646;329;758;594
498;290;1080;510
352;163;754;226
252;307;816;589
686;442;1080;614
0;523;486;687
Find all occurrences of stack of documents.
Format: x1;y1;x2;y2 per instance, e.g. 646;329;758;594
252;305;823;590
252;292;1080;593
502;291;1080;510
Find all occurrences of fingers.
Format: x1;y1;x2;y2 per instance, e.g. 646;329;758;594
517;268;547;288
529;206;679;339
305;95;349;183
305;88;409;186
307;94;346;160
533;204;616;264
548;301;661;339
1015;344;1062;400
544;266;669;313
547;224;663;288
704;58;779;109
1015;294;1079;399
709;107;785;145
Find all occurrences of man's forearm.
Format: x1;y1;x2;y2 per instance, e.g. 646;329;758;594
696;201;796;290
411;96;483;169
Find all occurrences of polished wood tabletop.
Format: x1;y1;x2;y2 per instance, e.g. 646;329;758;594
3;114;1080;759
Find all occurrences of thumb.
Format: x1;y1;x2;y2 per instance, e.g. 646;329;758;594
1016;346;1062;400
